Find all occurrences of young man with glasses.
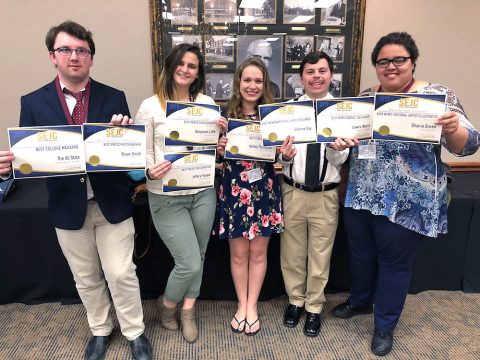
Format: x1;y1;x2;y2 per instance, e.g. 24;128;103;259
2;21;152;360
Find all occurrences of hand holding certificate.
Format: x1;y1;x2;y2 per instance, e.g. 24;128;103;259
316;97;374;142
373;93;446;144
165;101;221;146
259;100;317;146
225;119;276;162
8;125;86;179
162;150;216;192
83;124;146;172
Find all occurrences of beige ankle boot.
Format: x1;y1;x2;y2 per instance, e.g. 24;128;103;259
157;296;178;331
180;307;198;343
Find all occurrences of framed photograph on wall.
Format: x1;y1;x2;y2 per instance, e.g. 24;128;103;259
206;73;234;100
283;0;315;24
150;0;366;100
320;0;347;26
243;0;276;24
171;0;198;25
204;0;237;23
283;73;304;99
170;34;203;49
316;35;345;63
330;73;343;97
285;35;314;63
237;35;283;98
205;36;235;63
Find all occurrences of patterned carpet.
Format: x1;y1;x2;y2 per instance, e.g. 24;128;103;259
1;291;479;360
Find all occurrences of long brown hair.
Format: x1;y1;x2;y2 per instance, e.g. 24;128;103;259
227;58;273;118
155;43;206;109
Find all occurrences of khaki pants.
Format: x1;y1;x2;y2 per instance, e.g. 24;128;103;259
280;181;340;314
56;201;144;340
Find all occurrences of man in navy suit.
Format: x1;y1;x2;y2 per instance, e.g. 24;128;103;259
1;21;152;360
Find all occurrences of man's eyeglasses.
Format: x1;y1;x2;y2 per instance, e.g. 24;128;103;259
375;56;411;68
53;47;91;58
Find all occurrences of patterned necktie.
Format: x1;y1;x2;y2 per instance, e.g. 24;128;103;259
63;88;86;124
304;143;321;189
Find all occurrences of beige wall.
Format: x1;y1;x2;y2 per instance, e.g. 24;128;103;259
1;0;479;162
0;0;153;148
361;0;480;162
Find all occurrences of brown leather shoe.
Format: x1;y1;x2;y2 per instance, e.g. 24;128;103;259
157;295;178;331
180;307;198;343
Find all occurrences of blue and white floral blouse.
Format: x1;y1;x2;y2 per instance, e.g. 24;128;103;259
344;84;480;237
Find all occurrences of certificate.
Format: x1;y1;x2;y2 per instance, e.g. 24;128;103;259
8;125;86;179
373;93;446;143
163;150;216;192
316;97;374;142
165;101;221;146
83;124;146;172
225;119;276;162
259;100;317;146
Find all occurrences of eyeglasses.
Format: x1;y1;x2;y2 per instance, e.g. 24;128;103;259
375;56;411;68
53;47;91;58
252;55;272;62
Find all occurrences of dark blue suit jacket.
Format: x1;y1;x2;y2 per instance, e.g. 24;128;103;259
20;79;133;230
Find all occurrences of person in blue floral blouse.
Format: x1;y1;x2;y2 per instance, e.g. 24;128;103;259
331;32;480;357
216;58;296;336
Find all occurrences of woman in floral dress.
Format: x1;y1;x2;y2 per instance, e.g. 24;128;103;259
217;58;296;336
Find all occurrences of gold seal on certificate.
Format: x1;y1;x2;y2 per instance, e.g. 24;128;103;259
165;101;221;146
88;155;100;166
8;125;86;179
162;150;216;192
379;126;390;136
259;100;317;146
225;119;276;162
170;131;180;140
373;93;446;143
19;163;33;174
316;97;374;142
83;124;146;172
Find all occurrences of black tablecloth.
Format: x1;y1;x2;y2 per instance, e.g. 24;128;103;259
1;172;479;305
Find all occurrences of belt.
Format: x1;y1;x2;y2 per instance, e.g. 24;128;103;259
88;197;96;202
283;176;339;192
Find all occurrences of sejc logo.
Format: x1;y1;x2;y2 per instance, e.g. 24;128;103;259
37;131;58;141
246;124;260;132
399;98;419;107
184;154;199;163
336;101;353;111
279;105;295;115
187;107;203;116
106;128;125;137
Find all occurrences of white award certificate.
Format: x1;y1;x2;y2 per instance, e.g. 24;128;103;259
83;124;146;172
259;100;317;146
316;97;374;142
165;101;221;146
225;119;276;162
373;93;446;143
163;150;216;192
8;125;86;179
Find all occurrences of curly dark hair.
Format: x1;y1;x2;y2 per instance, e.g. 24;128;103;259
370;32;419;68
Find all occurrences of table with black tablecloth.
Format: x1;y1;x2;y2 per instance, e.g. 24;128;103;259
1;172;479;305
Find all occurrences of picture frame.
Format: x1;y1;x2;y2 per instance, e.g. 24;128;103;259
171;0;198;25
206;73;234;100
320;0;347;27
243;0;276;24
283;0;315;25
149;0;367;99
204;0;237;23
237;35;283;99
205;36;235;63
316;35;345;63
285;35;314;63
283;73;303;99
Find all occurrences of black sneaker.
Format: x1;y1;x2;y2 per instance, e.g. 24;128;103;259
371;329;393;356
331;300;373;319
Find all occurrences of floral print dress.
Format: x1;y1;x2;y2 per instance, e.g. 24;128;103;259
217;158;284;240
217;113;284;240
